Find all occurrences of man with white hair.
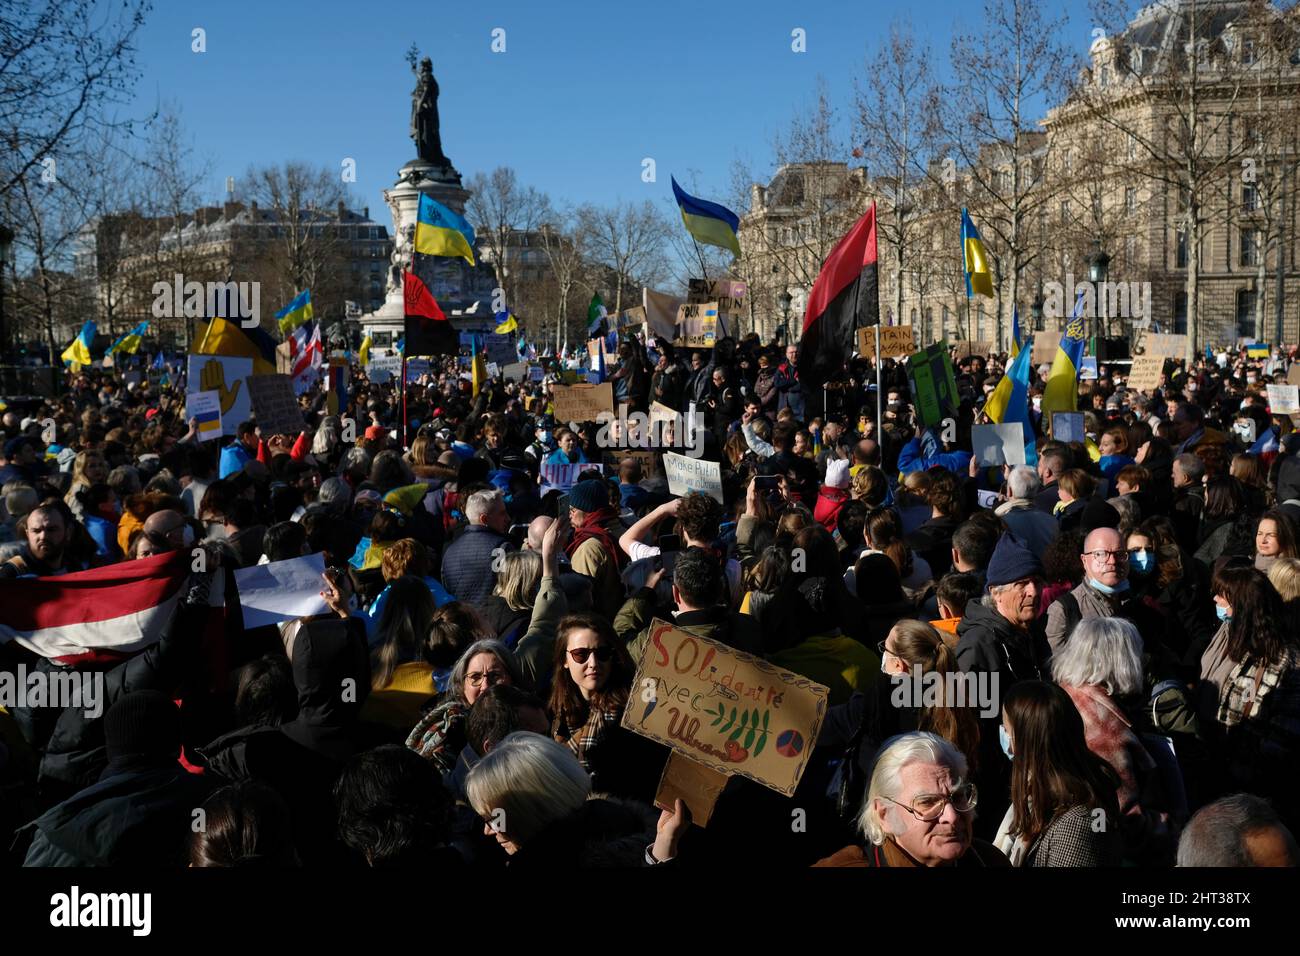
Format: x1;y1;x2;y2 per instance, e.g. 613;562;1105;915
995;465;1059;555
441;488;513;609
815;732;1010;867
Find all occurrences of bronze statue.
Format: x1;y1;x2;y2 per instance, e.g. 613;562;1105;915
410;56;449;166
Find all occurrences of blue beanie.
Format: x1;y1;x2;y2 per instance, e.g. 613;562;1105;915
568;478;607;513
985;533;1044;589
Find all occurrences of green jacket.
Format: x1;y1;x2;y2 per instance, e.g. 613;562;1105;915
514;575;569;692
615;587;765;663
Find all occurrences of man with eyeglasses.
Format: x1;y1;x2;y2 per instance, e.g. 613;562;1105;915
1044;526;1158;656
816;731;1010;867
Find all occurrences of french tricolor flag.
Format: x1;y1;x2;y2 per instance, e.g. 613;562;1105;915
0;552;226;664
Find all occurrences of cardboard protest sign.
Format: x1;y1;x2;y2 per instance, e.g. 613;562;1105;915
906;343;959;428
675;302;719;348
621;620;830;797
955;340;994;360
275;342;294;376
540;461;602;492
1127;355;1165;392
368;355;402;384
485;333;516;367
1032;331;1062;366
857;325;915;360
552;382;613;423
187;355;252;438
1143;333;1188;359
687;279;746;316
502;361;529;381
1267;384;1300;415
1052;412;1087;444
602;448;660;478
1288;365;1300;387
971;423;1027;467
619;305;647;330
245;373;304;437
187;390;223;441
662;451;723;503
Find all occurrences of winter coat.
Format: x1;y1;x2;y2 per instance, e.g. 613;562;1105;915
441;525;514;609
905;514;960;577
995;500;1060;557
615;592;765;660
814;837;1010;868
955;600;1044;693
512;574;571;693
507;797;660;868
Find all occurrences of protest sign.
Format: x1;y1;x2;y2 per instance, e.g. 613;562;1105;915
1288;365;1300;388
1143;333;1188;359
368;355;402;384
552;383;613;423
1052;412;1087;444
275;342;294;376
619;305;647;330
187;355;252;438
186;390;223;441
955;340;994;360
857;325;914;359
621;620;829;797
602;448;660;478
675;302;719;349
530;365;545;382
687;279;746;316
502;361;529;382
906;343;959;428
662;451;723;503
540;461;602;493
486;361;500;378
1032;331;1062;366
1267;384;1300;415
1079;357;1099;381
405;358;430;382
971;423;1027;467
245;374;304;437
485;333;516;367
1127;355;1165;392
233;553;327;629
649;401;677;424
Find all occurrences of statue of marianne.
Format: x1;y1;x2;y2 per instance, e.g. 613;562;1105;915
410;56;449;166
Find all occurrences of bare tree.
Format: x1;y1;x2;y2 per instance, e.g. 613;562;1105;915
578;200;671;313
536;203;589;351
0;0;149;199
465;166;546;306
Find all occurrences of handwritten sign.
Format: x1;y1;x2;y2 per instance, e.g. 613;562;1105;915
622;620;829;796
971;423;1027;467
1051;412;1087;444
955;340;994;360
619;305;647;330
602;449;661;478
857;325;915;359
245;373;303;437
1143;333;1188;359
675;302;719;348
1032;331;1062;366
687;279;746;315
1268;384;1300;415
187;355;252;438
540;461;603;493
906;343;959;428
662;451;723;503
368;355;402;384
1127;355;1165;392
187;390;222;441
501;361;529;381
552;382;613;423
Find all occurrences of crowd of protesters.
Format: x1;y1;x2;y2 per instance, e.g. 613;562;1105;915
0;329;1297;869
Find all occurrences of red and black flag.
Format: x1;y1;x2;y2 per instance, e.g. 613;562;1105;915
403;270;458;356
797;203;879;389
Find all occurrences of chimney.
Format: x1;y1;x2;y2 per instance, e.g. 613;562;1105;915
250;200;258;218
363;206;369;220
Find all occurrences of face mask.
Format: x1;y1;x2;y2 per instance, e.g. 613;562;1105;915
880;653;891;676
1032;397;1042;412
1216;604;1232;623
1088;577;1129;596
998;725;1014;761
1129;550;1154;576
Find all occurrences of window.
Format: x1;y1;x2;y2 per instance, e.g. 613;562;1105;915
1176;229;1188;268
1242;39;1256;66
1241;228;1260;267
1236;289;1256;339
1173;293;1188;334
1125;188;1137;214
1243;182;1258;211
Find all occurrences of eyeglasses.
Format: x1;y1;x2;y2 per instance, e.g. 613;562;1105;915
568;645;614;665
882;782;978;821
1084;549;1129;563
875;640;897;660
466;668;508;688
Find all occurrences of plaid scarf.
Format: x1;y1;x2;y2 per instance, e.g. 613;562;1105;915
565;505;626;570
556;699;623;772
1218;648;1300;727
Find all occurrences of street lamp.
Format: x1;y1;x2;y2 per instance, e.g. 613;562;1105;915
1088;242;1111;340
778;290;793;345
1031;293;1045;332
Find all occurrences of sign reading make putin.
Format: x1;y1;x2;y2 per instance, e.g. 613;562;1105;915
621;620;829;797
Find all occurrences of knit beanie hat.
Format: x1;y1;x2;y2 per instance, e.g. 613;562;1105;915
104;690;182;763
1081;497;1121;535
985;533;1044;589
568;479;608;514
825;459;851;490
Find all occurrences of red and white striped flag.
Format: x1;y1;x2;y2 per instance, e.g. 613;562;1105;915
0;551;225;663
291;322;322;394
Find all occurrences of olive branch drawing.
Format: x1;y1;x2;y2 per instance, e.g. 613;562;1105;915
708;703;772;756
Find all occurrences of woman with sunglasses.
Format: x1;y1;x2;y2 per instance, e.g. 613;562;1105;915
548;614;663;802
993;681;1123;866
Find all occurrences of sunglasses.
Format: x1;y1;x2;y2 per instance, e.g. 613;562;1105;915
568;645;614;665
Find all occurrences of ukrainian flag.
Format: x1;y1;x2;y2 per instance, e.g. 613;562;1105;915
108;321;149;356
471;335;486;397
1247;343;1270;359
984;330;1037;465
276;289;314;337
961;208;994;298
1041;292;1088;418
61;321;96;368
1010;307;1023;360
194;317;277;375
415;194;476;265
494;311;518;334
671;177;742;258
358;335;372;366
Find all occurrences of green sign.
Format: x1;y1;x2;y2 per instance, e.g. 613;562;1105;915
907;341;959;428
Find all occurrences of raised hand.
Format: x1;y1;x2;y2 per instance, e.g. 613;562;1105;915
200;359;242;414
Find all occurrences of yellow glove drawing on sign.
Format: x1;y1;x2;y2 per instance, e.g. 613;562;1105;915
200;359;242;414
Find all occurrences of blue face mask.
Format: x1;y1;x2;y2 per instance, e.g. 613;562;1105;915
998;725;1014;761
1216;604;1232;623
1129;550;1154;576
1087;577;1130;596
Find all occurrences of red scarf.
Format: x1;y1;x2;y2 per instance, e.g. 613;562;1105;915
566;506;626;570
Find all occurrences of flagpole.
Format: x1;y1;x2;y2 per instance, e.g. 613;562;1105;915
875;324;883;440
401;354;408;450
690;237;710;282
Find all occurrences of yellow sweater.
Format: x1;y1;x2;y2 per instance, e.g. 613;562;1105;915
361;662;438;733
768;634;880;707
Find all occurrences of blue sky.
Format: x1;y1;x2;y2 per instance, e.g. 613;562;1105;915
127;0;1083;219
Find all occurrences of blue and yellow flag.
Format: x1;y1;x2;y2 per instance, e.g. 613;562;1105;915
985;330;1037;465
415;194;476;265
194;317;277;375
62;321;96;368
471;335;486;397
1042;292;1088;418
276;289;314;337
1010;307;1023;360
108;321;149;356
358;334;372;366
494;311;518;334
961;208;994;298
670;176;742;258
